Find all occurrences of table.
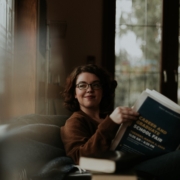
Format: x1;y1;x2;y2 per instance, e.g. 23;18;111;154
92;174;137;180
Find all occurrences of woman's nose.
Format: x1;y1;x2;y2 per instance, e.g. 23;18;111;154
87;85;94;91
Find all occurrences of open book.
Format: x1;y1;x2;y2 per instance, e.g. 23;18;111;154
110;89;180;156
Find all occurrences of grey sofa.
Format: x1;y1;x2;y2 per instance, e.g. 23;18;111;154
0;114;92;180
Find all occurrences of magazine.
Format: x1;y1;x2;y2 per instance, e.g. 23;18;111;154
110;89;180;156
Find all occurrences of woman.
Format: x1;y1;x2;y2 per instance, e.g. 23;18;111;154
61;64;180;180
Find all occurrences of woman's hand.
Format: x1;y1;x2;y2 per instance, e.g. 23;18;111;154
109;106;139;124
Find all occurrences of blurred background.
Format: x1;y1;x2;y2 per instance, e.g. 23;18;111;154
0;0;179;123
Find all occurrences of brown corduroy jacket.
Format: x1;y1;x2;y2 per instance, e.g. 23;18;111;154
61;110;120;164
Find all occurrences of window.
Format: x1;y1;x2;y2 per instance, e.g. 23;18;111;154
0;0;14;120
115;0;179;107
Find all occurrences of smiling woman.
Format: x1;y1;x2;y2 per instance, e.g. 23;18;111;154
62;64;118;114
61;64;139;164
61;64;180;180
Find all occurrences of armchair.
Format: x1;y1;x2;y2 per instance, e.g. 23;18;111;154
0;114;91;180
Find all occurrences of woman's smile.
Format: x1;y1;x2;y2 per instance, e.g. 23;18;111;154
84;95;95;99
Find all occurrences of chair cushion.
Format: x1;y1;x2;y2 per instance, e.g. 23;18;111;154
8;114;70;129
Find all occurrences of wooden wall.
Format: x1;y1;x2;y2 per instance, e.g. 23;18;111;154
11;0;37;119
46;0;103;74
0;0;104;120
35;0;103;115
0;0;37;122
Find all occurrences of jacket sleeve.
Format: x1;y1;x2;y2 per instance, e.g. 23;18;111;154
60;115;119;164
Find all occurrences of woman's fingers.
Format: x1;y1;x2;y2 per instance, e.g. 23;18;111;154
117;107;139;120
119;107;138;114
120;113;138;121
110;106;139;124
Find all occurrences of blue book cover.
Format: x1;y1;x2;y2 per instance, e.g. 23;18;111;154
112;90;180;156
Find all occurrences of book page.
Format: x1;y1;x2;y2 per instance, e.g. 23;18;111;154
146;89;180;113
132;91;149;111
150;90;180;111
110;122;132;150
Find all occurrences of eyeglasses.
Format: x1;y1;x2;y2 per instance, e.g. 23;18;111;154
76;82;102;90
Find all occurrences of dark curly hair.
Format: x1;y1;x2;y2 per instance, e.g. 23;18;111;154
63;64;117;115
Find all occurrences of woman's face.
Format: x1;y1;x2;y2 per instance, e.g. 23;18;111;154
75;72;103;112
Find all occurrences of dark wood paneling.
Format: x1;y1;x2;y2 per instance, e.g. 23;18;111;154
161;0;179;102
102;0;116;78
12;0;37;117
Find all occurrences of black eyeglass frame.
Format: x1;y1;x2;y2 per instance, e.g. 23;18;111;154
76;82;102;90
